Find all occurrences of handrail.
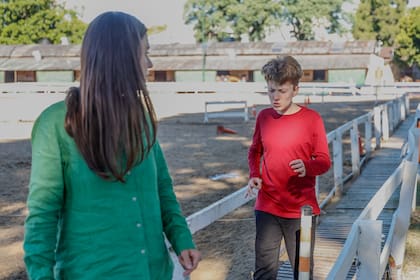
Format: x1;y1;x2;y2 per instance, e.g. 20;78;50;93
326;105;419;280
171;93;412;279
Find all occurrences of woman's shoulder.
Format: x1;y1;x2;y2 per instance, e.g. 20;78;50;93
38;100;66;120
32;100;66;136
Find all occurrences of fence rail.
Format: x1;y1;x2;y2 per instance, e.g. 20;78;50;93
1;81;420;96
170;93;415;279
0;82;416;279
327;104;420;280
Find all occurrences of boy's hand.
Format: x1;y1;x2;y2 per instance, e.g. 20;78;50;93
289;159;306;177
245;177;262;198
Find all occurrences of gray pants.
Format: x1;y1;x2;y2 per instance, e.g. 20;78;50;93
253;210;317;280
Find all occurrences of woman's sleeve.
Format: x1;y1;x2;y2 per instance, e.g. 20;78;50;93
153;141;195;255
23;114;65;279
305;115;331;176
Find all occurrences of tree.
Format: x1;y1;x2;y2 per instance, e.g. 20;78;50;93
394;7;420;67
353;0;406;47
184;0;282;42
184;0;351;42
0;0;87;44
282;0;351;40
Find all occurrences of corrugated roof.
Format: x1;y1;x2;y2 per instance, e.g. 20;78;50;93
0;45;17;57
150;40;377;56
0;44;80;58
150;54;373;71
0;57;80;71
0;40;377;71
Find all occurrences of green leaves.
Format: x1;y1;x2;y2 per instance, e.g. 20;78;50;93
0;0;87;44
184;0;351;42
394;7;420;67
184;0;282;42
353;0;407;47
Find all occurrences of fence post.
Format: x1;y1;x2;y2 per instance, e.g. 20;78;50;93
374;106;381;149
204;102;209;123
388;101;395;134
392;99;401;133
382;105;389;141
351;121;361;176
356;220;382;280
299;205;313;280
365;113;373;158
333;130;344;195
389;160;418;280
400;97;406;121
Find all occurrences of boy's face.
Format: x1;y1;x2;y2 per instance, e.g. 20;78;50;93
267;80;299;114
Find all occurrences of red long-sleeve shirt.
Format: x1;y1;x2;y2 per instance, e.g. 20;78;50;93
248;106;331;218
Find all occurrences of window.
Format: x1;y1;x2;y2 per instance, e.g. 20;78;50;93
5;71;14;83
313;70;326;81
154;71;167;82
16;71;36;82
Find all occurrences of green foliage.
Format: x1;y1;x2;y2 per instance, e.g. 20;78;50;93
184;0;351;42
394;7;420;67
148;25;167;36
184;0;282;42
0;0;87;44
353;0;406;47
282;0;351;40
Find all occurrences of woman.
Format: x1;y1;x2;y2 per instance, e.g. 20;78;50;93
23;11;200;279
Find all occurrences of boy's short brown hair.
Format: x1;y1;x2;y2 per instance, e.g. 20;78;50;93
261;56;303;86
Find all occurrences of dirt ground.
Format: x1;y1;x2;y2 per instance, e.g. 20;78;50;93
0;93;419;280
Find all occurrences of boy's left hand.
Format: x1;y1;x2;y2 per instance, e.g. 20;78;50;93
289;159;306;177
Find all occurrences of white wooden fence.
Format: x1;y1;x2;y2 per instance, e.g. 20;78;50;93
171;94;415;279
0;82;416;279
320;95;409;207
203;100;249;122
2;81;420;96
326;104;420;280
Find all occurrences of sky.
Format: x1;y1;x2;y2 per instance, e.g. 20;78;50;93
60;0;420;45
60;0;195;44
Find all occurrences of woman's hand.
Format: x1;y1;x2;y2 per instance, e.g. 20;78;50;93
178;249;201;276
245;177;262;198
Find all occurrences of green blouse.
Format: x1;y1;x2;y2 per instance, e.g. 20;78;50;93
23;101;195;280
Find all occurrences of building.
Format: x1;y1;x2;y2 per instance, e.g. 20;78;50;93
0;44;80;83
0;40;392;85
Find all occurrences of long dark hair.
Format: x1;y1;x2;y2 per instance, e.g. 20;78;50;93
65;12;157;182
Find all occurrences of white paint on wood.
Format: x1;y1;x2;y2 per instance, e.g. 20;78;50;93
357;220;382;279
382;105;390;140
204;100;248;122
326;223;360;280
389;160;418;278
333;130;344;194
374;106;382;149
351;122;360;176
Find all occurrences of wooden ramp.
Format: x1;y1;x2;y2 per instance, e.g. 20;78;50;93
276;113;415;280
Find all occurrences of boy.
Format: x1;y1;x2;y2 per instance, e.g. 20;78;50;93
247;56;331;280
